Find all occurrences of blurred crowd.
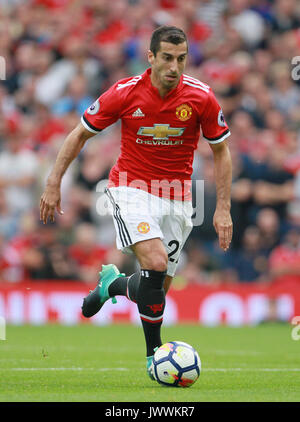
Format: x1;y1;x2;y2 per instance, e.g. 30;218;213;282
0;0;299;285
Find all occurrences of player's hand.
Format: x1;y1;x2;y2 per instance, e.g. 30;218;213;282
213;208;233;251
40;184;64;224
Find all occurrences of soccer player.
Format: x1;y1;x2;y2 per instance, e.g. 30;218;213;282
40;26;233;380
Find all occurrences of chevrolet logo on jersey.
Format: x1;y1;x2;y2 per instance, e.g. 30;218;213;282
137;124;185;140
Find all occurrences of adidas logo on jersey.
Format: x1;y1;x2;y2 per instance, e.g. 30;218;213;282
132;108;145;117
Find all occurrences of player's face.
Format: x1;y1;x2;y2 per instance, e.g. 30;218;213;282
148;41;188;95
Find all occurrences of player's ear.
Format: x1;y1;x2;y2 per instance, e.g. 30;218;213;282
148;50;154;65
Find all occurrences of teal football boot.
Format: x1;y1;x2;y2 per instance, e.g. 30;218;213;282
81;264;124;318
147;355;155;381
147;347;159;381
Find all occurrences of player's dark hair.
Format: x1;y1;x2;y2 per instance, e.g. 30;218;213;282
150;26;188;56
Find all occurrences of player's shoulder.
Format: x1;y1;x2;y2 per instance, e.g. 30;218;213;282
112;73;144;93
182;73;211;96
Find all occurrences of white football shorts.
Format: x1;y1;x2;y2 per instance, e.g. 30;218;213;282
105;186;193;277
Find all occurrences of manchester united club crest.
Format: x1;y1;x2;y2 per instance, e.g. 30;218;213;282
176;104;192;121
137;222;150;234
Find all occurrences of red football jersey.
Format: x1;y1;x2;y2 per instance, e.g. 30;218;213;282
82;68;230;200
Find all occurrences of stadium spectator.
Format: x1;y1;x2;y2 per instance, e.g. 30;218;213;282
31;103;66;149
269;228;300;284
22;222;77;280
51;74;93;117
0;129;39;214
226;0;266;48
270;61;300;119
34;35;101;105
69;223;108;283
255;207;281;255
222;226;269;282
271;0;300;33
0;187;19;240
0;234;23;282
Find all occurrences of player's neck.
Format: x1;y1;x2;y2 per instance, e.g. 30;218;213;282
150;73;175;98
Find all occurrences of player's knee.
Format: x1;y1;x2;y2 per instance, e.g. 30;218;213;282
141;253;168;272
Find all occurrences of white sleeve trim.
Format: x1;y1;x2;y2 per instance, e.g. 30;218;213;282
204;130;231;144
80;116;101;134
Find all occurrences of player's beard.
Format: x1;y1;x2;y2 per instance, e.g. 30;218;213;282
162;73;179;89
151;66;180;93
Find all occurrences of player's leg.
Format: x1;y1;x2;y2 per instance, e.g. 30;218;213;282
81;250;169;318
107;269;173;302
163;275;173;294
130;237;168;379
131;194;193;376
81;237;168;379
161;200;193;281
85;258;173;311
130;237;168;355
136;203;193;379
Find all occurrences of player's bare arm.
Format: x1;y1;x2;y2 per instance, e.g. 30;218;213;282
209;140;233;251
40;122;95;224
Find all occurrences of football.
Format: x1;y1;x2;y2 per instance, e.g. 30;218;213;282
152;341;201;387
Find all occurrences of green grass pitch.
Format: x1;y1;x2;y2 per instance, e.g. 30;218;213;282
0;323;299;402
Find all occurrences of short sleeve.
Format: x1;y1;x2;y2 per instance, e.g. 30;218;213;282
200;90;230;144
81;83;122;134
